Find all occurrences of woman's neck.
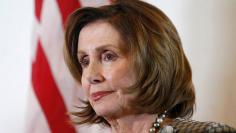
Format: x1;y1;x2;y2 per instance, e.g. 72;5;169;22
106;113;157;133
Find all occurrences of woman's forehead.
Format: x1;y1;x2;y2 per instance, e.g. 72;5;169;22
77;21;123;52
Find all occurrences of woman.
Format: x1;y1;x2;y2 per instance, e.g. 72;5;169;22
64;0;236;132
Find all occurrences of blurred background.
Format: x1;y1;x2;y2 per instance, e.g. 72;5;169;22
0;0;235;133
0;0;32;133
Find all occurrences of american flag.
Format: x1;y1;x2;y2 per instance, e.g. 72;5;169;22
26;0;111;133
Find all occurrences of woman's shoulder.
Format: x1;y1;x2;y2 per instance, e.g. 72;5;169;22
159;118;236;133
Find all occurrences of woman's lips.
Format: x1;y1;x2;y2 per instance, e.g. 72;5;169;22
91;91;114;101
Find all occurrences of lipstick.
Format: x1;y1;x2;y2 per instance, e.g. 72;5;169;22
91;91;113;101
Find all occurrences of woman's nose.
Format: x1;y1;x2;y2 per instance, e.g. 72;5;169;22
88;74;105;84
85;62;105;84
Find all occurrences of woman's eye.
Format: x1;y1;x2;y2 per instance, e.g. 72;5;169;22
103;52;117;61
79;57;89;67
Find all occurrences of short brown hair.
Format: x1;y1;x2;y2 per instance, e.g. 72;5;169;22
64;0;195;126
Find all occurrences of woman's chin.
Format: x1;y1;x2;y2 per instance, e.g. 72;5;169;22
92;101;123;119
89;91;127;118
92;102;119;117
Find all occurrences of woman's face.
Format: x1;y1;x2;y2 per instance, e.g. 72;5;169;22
77;21;136;118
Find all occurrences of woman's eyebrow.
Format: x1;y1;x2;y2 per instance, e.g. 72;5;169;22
95;44;119;52
77;44;120;56
77;50;86;56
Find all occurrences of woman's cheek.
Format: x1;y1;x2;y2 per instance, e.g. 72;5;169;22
108;70;135;91
81;76;90;96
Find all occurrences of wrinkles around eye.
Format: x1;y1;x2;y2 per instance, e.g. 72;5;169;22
79;55;89;68
78;50;119;68
103;52;118;61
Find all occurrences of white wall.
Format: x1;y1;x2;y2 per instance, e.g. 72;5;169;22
0;0;235;133
0;0;33;132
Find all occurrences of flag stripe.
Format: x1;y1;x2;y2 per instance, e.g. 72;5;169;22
56;0;81;26
32;40;76;133
35;0;43;21
25;85;51;133
30;1;112;132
